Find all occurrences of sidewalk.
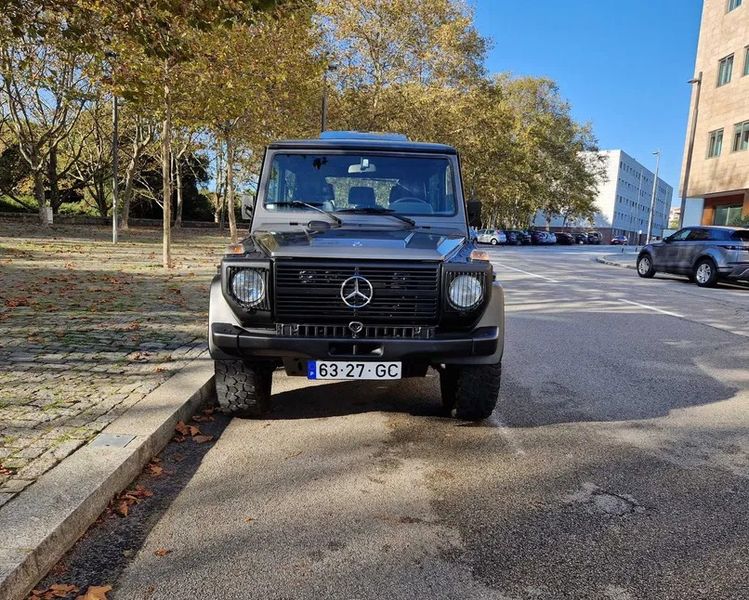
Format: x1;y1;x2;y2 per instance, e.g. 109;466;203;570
0;224;226;508
596;250;638;270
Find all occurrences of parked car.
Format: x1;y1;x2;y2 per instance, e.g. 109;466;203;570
586;231;602;245
636;226;749;288
210;131;504;420
476;228;506;245
574;232;588;244
530;230;556;245
611;235;629;246
555;232;575;245
517;231;533;245
504;230;525;246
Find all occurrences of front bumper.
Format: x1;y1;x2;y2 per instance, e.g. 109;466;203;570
211;322;501;365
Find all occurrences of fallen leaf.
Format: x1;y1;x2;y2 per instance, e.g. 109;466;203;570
116;501;129;517
76;585;112;600
187;425;200;437
172;435;186;443
244;517;255;523
174;421;190;436
146;463;163;477
153;548;172;557
193;435;213;444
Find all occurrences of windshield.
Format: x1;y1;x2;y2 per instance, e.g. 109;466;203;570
264;153;457;216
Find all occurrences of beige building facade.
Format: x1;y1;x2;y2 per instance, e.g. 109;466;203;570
681;0;749;227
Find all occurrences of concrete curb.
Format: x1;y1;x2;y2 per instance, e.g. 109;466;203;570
596;255;637;270
0;357;214;600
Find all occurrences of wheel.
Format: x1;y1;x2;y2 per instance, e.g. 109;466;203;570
636;254;656;278
215;360;273;417
439;362;501;421
694;258;718;288
490;238;498;245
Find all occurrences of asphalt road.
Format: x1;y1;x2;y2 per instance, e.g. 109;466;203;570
47;246;749;600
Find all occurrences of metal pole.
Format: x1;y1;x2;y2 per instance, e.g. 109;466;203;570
112;94;119;244
679;72;702;228
646;151;661;244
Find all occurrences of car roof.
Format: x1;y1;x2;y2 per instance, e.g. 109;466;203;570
686;225;748;231
268;131;457;155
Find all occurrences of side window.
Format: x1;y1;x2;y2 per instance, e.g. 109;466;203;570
686;229;711;241
671;228;691;241
708;229;730;241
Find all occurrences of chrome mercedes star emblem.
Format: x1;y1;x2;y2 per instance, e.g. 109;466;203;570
340;275;373;309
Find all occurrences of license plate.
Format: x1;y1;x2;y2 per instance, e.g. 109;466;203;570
307;361;402;380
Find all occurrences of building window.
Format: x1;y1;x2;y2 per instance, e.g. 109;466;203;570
714;205;744;226
728;0;742;11
732;121;749;151
744;46;749;76
707;129;724;157
718;54;734;86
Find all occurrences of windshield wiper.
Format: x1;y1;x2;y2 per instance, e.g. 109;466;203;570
336;206;416;228
265;201;343;227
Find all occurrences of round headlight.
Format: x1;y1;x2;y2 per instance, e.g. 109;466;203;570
231;269;265;306
449;274;483;309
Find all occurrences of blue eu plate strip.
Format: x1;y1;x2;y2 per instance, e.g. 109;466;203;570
307;361;317;379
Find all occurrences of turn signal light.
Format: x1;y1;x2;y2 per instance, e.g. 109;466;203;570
470;249;490;262
225;242;245;255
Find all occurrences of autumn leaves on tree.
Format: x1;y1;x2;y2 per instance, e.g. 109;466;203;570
0;0;604;267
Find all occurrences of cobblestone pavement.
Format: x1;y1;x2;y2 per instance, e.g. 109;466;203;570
0;223;228;507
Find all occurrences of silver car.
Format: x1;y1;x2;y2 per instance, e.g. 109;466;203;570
636;226;749;287
477;229;506;245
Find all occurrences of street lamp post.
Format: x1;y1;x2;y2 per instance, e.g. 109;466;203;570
105;49;119;244
646;150;661;244
679;72;702;229
112;94;119;244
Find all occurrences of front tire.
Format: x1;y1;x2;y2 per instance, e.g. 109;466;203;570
215;360;273;417
637;254;656;278
490;238;498;246
694;258;718;288
440;362;502;421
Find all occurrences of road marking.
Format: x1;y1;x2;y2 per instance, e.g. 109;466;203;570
493;262;559;283
619;298;684;319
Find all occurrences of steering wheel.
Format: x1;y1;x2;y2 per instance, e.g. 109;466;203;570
390;197;431;208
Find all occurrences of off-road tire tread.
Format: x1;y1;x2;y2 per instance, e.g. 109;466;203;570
441;362;502;421
215;360;272;417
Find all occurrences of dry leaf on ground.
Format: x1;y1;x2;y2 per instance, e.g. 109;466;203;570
153;548;172;557
75;585;112;600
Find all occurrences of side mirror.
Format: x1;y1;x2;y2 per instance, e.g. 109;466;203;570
240;194;255;221
466;200;481;227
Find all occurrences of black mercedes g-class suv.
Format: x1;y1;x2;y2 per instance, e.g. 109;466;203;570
209;132;504;420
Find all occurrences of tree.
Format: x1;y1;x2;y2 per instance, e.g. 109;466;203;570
0;5;95;223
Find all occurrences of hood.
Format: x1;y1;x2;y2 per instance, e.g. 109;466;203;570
252;228;466;261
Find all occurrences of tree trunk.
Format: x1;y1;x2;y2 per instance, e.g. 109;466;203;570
174;158;183;228
47;147;60;213
226;135;237;243
33;168;48;225
162;67;172;269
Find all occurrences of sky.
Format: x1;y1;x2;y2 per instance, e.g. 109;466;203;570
474;0;704;208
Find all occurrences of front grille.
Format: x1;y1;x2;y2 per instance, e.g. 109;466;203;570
274;261;440;324
276;323;435;339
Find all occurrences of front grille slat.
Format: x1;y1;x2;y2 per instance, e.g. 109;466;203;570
276;323;435;340
274;261;440;324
